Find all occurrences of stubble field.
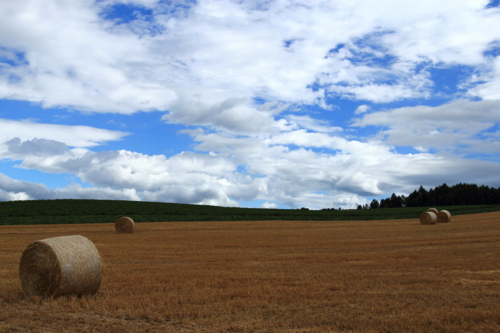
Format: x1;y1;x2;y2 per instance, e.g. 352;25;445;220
1;212;499;332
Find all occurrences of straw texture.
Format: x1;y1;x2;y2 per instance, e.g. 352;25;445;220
437;210;452;223
419;211;437;225
19;235;102;297
427;208;439;215
115;216;135;233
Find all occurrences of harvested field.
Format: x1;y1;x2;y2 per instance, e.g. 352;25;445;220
1;212;499;332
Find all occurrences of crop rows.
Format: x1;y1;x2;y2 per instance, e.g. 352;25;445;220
1;199;500;225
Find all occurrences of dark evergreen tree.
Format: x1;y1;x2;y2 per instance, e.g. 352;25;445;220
380;198;390;208
418;186;430;206
390;193;403;208
382;183;500;208
406;190;420;207
370;199;380;209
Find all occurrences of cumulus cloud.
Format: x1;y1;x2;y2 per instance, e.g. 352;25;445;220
0;172;140;201
354;105;370;115
261;201;278;209
1;0;498;115
0;173;53;199
177;127;500;207
0;0;178;113
0;138;241;206
162;96;287;135
0;0;500;208
352;99;500;154
467;56;500;100
2;128;500;208
0;119;130;147
4;137;68;157
285;115;343;133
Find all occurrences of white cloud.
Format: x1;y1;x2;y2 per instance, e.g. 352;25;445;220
467;57;500;100
0;0;500;208
261;201;278;209
0;189;31;201
3;137;68;158
379;1;498;65
0;119;129;148
354;105;370;115
1;0;497;116
352;99;500;154
57;183;141;201
0;0;178;113
329;81;431;103
178;127;500;207
0;173;52;199
285;115;343;133
162;96;287;135
2;128;500;208
1;139;241;206
0;172;140;201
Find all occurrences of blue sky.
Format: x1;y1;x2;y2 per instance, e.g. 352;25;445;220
0;0;499;209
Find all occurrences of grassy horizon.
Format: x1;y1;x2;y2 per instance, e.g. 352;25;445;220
1;198;500;225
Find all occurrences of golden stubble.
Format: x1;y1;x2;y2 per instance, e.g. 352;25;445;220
1;212;499;332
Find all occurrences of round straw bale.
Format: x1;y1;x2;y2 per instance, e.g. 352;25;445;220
427;208;439;215
437;210;451;223
19;235;102;297
419;211;437;225
115;216;134;233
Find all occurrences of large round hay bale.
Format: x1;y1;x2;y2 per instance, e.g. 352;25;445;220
115;216;134;233
19;235;102;297
419;211;437;225
437;210;451;223
427;208;438;215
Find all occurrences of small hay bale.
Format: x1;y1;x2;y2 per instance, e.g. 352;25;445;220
437;210;452;223
427;208;439;215
115;216;135;233
419;211;437;225
19;235;102;297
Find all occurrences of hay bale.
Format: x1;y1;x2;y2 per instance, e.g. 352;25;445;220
19;235;102;297
437;210;452;223
115;216;134;233
419;211;437;225
427;208;439;215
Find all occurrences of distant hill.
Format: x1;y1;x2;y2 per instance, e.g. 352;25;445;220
1;198;500;225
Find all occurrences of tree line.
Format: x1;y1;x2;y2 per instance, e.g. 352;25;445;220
357;183;500;210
